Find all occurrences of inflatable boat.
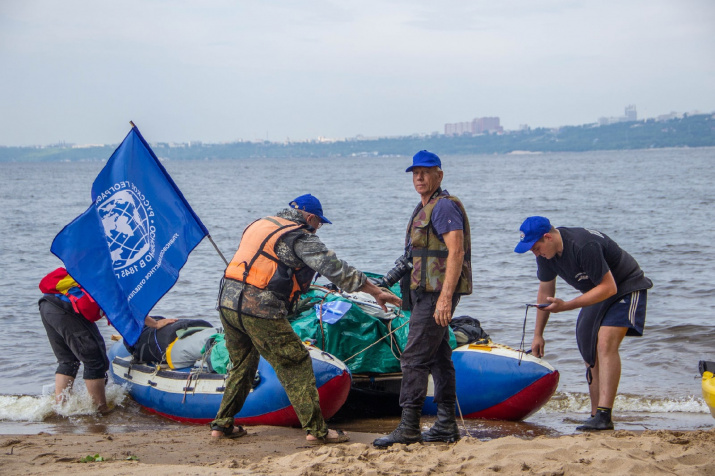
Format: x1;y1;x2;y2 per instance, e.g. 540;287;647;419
291;282;560;421
699;360;715;418
347;341;559;421
108;341;352;425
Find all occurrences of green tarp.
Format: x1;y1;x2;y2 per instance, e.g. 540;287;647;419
290;277;457;374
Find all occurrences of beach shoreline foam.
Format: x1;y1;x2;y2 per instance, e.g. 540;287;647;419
1;425;713;475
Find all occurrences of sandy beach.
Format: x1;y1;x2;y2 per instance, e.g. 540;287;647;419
1;425;713;475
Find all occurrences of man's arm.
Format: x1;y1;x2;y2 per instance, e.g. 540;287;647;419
532;279;556;358
541;271;617;313
293;234;402;310
434;229;465;327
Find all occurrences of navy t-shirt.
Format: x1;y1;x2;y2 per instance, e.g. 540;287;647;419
536;227;643;293
431;193;464;239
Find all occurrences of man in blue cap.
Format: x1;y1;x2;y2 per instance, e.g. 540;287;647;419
211;194;401;443
374;151;473;448
514;216;652;430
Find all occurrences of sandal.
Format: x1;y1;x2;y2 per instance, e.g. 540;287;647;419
210;423;247;439
307;429;350;445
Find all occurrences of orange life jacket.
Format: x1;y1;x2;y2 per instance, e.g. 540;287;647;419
39;267;103;322
224;216;313;304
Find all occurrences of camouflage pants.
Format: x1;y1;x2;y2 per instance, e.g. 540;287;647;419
211;308;328;438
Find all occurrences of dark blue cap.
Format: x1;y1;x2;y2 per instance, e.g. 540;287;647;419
514;216;552;253
289;194;332;224
406;150;442;172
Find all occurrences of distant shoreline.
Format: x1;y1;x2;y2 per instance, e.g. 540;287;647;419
1;114;714;162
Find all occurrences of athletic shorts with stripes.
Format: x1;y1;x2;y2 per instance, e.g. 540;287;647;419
601;290;647;336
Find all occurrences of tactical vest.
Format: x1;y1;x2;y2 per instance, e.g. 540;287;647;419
39;267;103;322
224;216;315;306
406;191;472;294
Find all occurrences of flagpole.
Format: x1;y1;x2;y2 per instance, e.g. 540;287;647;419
208;235;229;266
126;121;227;267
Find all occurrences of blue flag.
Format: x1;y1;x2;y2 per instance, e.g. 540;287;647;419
51;127;208;345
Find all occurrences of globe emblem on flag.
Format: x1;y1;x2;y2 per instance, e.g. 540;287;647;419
97;189;154;271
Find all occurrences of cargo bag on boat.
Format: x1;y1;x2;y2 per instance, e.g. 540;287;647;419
450;315;490;345
289;282;457;374
125;318;214;367
203;333;232;374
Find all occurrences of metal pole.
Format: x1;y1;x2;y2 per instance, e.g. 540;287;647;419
207;235;229;266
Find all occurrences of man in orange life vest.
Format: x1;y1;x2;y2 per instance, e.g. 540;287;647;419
39;268;176;413
210;194;402;443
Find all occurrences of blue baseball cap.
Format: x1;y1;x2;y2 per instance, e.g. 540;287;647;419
514;216;552;253
406;150;441;172
289;194;332;224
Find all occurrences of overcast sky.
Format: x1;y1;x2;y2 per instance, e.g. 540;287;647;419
1;0;714;146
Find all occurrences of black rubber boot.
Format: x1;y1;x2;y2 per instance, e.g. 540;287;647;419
373;407;423;448
575;410;614;431
422;402;460;443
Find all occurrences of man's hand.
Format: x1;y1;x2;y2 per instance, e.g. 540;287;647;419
155;318;178;329
433;294;453;327
540;297;567;313
359;279;402;311
531;335;545;358
144;316;178;329
374;290;402;311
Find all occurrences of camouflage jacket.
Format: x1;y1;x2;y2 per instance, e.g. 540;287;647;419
220;208;367;319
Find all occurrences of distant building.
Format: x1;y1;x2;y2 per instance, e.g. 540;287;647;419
598;105;638;126
656;112;681;122
445;116;503;136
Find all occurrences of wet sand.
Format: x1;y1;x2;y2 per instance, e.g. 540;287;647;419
2;425;714;475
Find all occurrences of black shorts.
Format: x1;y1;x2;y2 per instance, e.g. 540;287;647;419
39;296;109;380
601;290;647;336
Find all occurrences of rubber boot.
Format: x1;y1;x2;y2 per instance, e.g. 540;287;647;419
422;402;460;443
373;407;423;448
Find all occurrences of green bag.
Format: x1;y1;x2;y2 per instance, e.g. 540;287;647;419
290;278;456;374
203;333;232;374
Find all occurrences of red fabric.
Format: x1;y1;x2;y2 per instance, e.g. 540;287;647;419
39;267;69;293
39;267;103;322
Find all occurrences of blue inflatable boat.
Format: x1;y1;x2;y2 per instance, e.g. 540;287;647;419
108;341;352;425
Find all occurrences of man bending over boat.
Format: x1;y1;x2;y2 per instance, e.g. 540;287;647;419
514;217;652;430
38;268;176;413
210;194;401;443
374;150;473;448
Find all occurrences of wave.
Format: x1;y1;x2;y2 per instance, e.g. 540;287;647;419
0;383;127;422
542;391;709;414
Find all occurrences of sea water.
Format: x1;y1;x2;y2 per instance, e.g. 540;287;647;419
0;147;713;436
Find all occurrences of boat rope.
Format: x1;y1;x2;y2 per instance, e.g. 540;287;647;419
182;371;201;404
456;396;470;438
307;284;409;364
315;290;334;350
385;318;404;361
343;318;409;363
518;304;539;365
151;364;163;378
